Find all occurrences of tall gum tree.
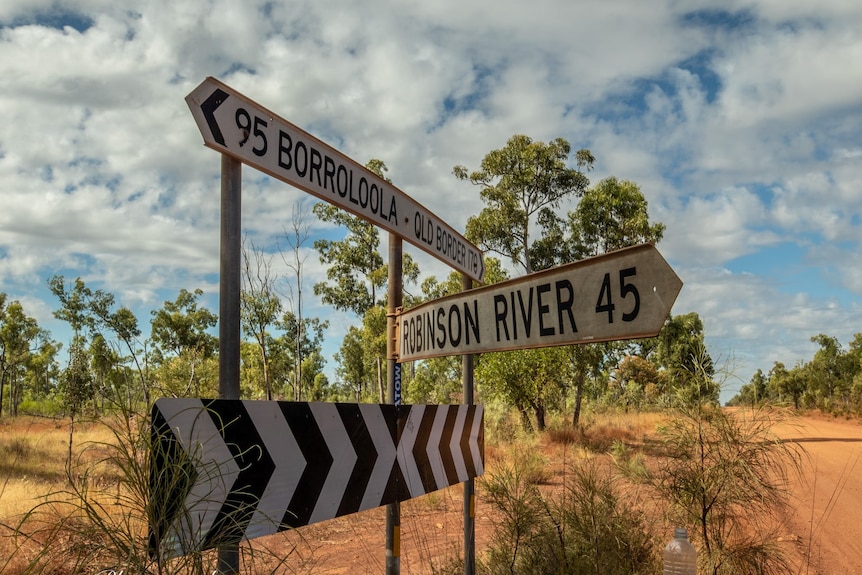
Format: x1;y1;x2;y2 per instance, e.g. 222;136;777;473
454;135;594;429
564;177;668;423
455;134;594;275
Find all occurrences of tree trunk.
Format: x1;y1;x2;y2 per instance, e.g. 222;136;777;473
572;372;585;428
534;402;546;432
66;412;75;481
518;405;533;433
10;373;18;417
260;345;271;401
377;356;385;403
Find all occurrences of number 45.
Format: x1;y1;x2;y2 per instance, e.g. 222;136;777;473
596;267;640;323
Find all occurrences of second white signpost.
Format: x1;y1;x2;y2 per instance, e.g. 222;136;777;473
397;243;682;362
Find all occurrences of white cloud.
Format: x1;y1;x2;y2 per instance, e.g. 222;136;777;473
1;0;861;400
662;187;777;265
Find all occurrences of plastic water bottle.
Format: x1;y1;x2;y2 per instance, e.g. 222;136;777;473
663;527;697;575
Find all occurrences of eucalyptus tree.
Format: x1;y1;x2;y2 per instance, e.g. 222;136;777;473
276;311;329;400
335;326;368;402
49;276;114;416
455;134;594;275
280;199;314;401
241;236;282;400
150;288;218;397
454;136;594;428
655;312;717;404
0;297;44;416
563;177;668;420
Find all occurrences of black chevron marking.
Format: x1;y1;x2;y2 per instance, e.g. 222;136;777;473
478;408;485;468
439;407;459;486
281;402;332;528
201;399;275;549
200;88;228;146
385;405;409;503
148;404;198;558
335;403;376;517
412;405;439;494
461;406;477;479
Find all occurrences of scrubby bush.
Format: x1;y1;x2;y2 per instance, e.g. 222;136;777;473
481;449;659;575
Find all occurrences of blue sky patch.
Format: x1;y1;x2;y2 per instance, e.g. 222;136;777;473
3;9;94;33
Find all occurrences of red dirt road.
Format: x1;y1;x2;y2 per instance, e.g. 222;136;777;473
289;413;862;575
774;414;862;575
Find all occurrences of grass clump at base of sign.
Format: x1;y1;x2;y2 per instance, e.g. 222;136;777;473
479;444;660;575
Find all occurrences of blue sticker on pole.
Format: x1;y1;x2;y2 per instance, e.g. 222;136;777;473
394;363;402;405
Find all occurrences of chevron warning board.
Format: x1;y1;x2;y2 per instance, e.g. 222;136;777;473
148;399;484;558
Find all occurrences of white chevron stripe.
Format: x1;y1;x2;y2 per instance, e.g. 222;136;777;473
396;404;425;498
309;402;357;524
242;401;305;539
156;398;240;555
359;404;396;511
450;405;469;482
427;406;450;490
470;406;484;476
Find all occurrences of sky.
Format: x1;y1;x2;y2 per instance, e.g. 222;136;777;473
1;0;861;403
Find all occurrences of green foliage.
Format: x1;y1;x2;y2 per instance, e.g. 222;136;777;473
633;404;801;575
456;134;594;275
612;355;660;409
150;289;218;399
476;347;571;431
567;177;666;259
313;202;385;316
481;454;659;575
312;159;420;318
334;325;370;402
728;331;862;414
1;296;50;417
655;312;718;405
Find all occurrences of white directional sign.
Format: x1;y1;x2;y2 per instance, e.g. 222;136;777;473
397;243;682;362
186;77;485;282
149;398;484;558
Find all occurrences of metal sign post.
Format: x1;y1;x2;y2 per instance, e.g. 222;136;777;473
387;233;403;574
217;154;242;574
461;273;476;575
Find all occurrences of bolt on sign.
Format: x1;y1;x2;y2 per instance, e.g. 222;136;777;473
397;243;683;362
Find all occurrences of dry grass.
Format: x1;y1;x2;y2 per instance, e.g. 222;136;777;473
1;416;123;574
545;410;666;452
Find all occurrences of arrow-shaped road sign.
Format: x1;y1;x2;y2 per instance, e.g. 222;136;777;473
149;399;484;559
186;77;485;282
397;243;683;362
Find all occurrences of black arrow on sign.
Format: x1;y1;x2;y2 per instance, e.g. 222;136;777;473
412;405;441;494
201;399;275;549
148;405;199;558
281;402;332;528
150;399;485;557
461;406;478;478
439;407;459;486
201;88;229;146
335;403;377;517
